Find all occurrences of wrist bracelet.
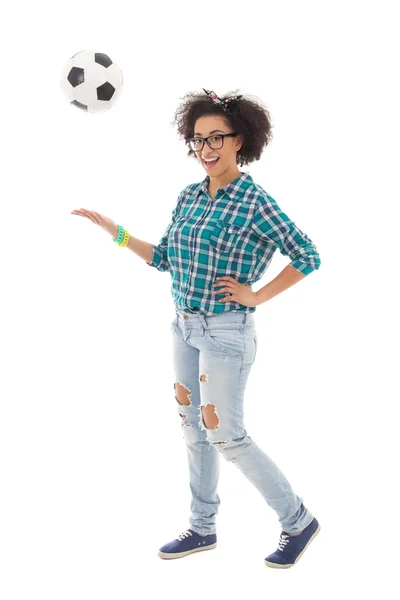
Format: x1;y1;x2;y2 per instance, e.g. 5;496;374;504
113;224;130;247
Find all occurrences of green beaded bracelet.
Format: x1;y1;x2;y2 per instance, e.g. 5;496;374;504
113;224;124;244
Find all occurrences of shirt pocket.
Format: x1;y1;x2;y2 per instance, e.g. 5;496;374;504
209;219;248;254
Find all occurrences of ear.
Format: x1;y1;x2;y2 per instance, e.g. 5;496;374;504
234;135;243;152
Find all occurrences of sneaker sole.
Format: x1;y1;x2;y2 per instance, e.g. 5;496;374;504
158;542;217;560
264;523;321;569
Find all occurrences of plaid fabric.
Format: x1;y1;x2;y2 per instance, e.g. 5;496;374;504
146;172;321;315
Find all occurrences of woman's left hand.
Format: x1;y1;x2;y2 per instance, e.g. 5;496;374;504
212;276;260;307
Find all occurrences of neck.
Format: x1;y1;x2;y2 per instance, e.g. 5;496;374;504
208;165;242;193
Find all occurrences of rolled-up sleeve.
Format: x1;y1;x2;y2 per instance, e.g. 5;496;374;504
145;192;183;272
251;194;321;276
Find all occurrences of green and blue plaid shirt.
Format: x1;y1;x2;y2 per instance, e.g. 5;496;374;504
146;171;320;315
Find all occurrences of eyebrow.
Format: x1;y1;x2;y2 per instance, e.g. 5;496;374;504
193;129;225;136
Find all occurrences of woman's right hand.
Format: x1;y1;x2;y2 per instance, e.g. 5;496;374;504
71;208;118;239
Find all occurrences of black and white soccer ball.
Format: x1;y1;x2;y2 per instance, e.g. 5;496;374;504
61;50;123;113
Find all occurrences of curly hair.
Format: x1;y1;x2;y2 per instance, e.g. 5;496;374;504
171;90;274;167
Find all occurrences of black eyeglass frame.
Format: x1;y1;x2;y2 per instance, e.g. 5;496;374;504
189;132;239;152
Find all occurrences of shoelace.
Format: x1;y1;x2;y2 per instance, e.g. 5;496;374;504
277;534;290;551
177;530;193;541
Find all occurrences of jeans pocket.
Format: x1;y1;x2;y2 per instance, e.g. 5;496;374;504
203;326;245;357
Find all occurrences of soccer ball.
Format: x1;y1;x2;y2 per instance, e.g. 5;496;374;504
61;50;123;113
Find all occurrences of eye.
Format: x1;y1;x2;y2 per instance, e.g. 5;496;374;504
190;138;201;149
212;136;222;142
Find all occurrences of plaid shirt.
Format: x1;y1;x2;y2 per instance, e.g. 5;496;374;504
146;172;320;315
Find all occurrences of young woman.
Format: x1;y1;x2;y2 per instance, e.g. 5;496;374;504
71;88;321;569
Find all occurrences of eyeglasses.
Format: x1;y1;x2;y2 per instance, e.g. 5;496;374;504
189;132;239;152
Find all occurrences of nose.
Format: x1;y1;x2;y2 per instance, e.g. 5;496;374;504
202;145;218;157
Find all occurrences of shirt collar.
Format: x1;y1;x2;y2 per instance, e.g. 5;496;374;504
196;171;255;202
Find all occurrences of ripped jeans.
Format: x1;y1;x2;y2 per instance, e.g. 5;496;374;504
171;306;314;536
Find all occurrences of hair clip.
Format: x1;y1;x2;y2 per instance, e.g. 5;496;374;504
202;88;243;113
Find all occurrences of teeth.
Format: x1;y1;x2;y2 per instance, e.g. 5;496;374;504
204;157;219;162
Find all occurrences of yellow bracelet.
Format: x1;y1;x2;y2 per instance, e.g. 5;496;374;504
118;229;130;247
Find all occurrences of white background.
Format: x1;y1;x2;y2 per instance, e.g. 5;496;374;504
1;0;399;598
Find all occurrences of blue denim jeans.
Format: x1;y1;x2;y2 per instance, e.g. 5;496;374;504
171;306;314;535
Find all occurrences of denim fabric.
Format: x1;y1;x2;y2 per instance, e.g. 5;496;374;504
171;306;314;536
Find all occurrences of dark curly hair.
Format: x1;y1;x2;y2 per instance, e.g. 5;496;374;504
172;89;274;167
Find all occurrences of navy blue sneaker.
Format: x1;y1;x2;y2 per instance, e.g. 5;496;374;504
158;529;217;560
264;517;321;568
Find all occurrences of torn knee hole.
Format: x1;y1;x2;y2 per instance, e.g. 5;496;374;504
201;404;220;430
200;374;208;383
174;382;192;406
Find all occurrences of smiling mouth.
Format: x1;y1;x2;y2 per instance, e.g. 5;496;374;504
203;157;220;168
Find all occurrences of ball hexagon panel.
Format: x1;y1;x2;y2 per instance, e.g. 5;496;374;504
105;63;123;89
88;61;109;87
86;99;112;114
71;50;96;69
74;81;98;107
